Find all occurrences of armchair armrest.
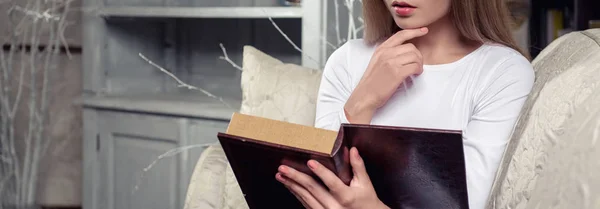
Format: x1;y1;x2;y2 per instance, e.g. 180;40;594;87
184;144;248;209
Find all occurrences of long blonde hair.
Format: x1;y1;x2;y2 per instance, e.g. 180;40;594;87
362;0;530;60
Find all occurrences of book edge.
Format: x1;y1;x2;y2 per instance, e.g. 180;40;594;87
340;123;463;135
217;132;335;157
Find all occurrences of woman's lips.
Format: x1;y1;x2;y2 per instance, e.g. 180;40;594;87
394;6;415;16
392;1;416;17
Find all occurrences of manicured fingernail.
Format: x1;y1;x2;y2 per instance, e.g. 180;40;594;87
307;160;317;170
354;148;362;160
420;27;428;32
276;173;286;182
279;165;288;174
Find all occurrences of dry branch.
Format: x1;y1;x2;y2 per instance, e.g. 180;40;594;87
262;9;320;67
0;0;72;207
138;53;233;109
218;43;243;71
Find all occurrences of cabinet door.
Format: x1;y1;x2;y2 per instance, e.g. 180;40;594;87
97;111;183;209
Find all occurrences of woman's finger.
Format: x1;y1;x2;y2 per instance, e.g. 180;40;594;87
394;51;422;66
349;147;372;184
276;172;324;209
278;165;340;208
392;52;423;76
307;160;348;194
379;43;421;61
378;27;429;48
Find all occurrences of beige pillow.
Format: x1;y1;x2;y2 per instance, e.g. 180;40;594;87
525;86;600;209
487;29;600;209
240;45;323;126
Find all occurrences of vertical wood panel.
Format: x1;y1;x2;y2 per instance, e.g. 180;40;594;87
82;109;98;209
302;0;325;69
178;119;188;209
97;115;111;209
83;0;107;93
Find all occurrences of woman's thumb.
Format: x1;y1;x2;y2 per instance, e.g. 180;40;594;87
350;147;371;183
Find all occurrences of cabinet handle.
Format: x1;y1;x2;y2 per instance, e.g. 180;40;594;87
96;134;100;151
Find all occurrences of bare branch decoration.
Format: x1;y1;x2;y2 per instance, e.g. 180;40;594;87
218;43;243;71
138;53;233;109
261;9;321;67
1;0;75;207
322;37;338;50
132;143;218;194
13;6;61;22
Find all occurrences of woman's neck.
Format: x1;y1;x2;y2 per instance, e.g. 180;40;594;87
406;15;481;65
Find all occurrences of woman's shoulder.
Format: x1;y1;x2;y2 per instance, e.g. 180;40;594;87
470;43;535;95
479;43;532;67
473;43;534;78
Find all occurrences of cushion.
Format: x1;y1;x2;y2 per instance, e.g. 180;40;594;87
240;45;323;126
184;46;323;209
524;86;600;209
487;29;600;209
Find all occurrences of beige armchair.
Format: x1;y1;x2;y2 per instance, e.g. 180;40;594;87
184;29;600;209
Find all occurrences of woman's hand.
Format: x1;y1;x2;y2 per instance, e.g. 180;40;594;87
275;147;389;209
344;27;428;123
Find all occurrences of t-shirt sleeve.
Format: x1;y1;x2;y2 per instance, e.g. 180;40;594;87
463;55;535;209
314;43;353;131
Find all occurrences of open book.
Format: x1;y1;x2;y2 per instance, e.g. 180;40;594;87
217;112;469;209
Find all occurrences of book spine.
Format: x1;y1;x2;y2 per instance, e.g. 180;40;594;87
331;126;352;185
331;146;352;185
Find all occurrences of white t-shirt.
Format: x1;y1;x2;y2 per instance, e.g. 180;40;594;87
314;39;535;209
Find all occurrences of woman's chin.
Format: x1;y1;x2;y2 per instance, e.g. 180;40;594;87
394;20;428;30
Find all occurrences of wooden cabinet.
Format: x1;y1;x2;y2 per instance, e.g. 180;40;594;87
81;0;327;208
83;109;229;209
96;112;181;209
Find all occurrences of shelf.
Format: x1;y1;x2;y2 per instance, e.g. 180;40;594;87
99;6;303;19
80;94;241;120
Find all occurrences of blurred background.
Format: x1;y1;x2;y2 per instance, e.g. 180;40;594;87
0;0;598;209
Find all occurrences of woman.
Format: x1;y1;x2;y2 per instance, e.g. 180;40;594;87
275;0;535;208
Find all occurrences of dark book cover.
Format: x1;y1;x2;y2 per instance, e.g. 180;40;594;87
217;113;469;209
